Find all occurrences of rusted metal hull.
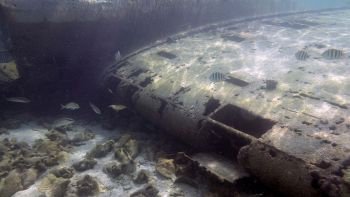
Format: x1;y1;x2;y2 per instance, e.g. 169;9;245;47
103;9;350;196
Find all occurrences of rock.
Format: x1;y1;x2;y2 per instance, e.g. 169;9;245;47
155;158;176;179
130;184;159;197
33;139;62;154
72;159;97;172
87;140;114;158
70;131;95;145
124;139;139;159
134;170;150;184
76;175;99;196
103;161;136;178
0;61;20;83
0;170;24;197
169;188;185;197
342;167;350;187
103;162;123;178
51;167;74;179
38;173;70;197
114;134;131;148
114;147;131;163
56;151;70;164
22;168;39;188
43;154;60;167
38;174;57;193
122;160;136;175
12;141;30;150
51;178;70;197
46;130;69;145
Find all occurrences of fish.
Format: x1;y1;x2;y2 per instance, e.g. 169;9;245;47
52;117;75;129
295;50;309;60
61;102;80;110
5;97;31;103
322;49;344;59
108;88;113;94
209;72;226;82
89;102;102;115
115;50;121;62
109;104;127;112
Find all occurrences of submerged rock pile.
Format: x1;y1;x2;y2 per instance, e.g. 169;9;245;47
0;112;272;197
0;137;69;197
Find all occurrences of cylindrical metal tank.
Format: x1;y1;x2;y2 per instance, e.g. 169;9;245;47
102;8;350;196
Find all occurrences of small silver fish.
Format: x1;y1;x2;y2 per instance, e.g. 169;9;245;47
295;50;309;60
6;97;31;103
108;88;113;94
209;72;226;82
61;102;80;110
52;117;75;129
89;102;102;115
115;50;121;62
109;104;127;112
322;49;344;59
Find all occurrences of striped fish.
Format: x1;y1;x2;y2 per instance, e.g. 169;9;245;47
322;49;344;60
295;50;309;60
209;72;226;82
0;51;13;63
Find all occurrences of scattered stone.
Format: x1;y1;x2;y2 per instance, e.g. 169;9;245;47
342;167;350;187
335;117;345;125
70;131;95;145
134;170;150;184
50;178;70;197
156;158;176;179
103;161;136;178
0;170;23;197
72;159;97;172
114;147;131;163
169;188;185;197
123;160;137;175
46;130;69;145
51;167;74;179
103;162;123;178
114;134;131;148
38;173;70;197
124;139;139;159
130;184;159;197
22;168;39;188
87;140;114;158
76;175;99;196
43;154;60;167
33;139;62;154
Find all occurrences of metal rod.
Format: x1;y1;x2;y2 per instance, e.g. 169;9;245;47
206;117;256;142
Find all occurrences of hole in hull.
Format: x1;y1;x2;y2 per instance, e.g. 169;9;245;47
211;104;275;138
